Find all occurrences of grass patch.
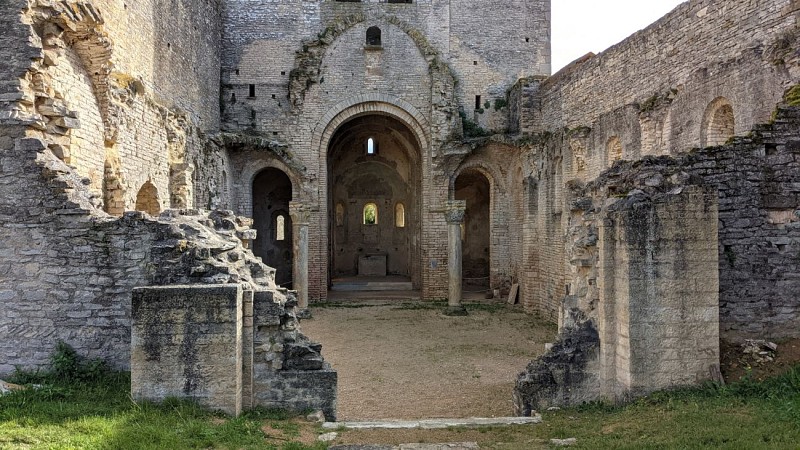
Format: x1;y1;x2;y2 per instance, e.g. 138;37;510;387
0;344;325;450
337;366;800;449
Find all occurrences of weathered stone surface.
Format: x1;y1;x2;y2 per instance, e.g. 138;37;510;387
0;0;798;424
131;285;244;416
514;321;601;415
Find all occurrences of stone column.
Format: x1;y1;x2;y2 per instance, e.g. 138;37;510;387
289;202;312;319
444;200;468;316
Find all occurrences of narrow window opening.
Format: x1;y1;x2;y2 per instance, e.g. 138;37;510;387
475;95;482;110
765;143;778;156
248;84;256;98
335;203;345;227
525;37;530;43
367;26;382;46
235;69;240;75
276;215;286;241
367;137;376;155
363;203;378;225
395;203;406;228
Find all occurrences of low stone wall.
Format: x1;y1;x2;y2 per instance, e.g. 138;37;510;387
131;285;337;419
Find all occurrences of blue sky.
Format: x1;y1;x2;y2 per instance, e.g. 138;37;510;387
551;0;686;72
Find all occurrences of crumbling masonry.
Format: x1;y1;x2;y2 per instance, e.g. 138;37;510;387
1;0;799;417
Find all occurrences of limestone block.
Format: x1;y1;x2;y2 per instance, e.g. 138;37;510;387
131;284;243;416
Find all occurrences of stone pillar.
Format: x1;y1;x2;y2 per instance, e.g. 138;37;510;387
289;202;312;319
444;200;468;316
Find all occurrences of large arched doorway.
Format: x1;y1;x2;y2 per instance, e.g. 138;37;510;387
327;114;422;289
252;168;293;288
454;169;491;293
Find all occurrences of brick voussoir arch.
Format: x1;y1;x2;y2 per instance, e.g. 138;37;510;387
313;94;431;155
239;159;303;217
451;160;505;198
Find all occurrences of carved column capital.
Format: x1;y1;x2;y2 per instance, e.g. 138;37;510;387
289;202;312;225
443;200;467;224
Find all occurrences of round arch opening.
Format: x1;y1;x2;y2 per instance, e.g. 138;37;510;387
327;113;422;288
252;167;293;288
454;169;491;292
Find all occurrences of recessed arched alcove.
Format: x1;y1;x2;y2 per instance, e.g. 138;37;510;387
252;168;293;288
702;97;735;147
135;181;161;217
454;169;491;292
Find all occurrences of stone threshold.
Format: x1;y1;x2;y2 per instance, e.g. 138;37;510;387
322;415;542;430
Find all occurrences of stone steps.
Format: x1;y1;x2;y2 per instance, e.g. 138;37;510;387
330;281;414;291
322;416;542;430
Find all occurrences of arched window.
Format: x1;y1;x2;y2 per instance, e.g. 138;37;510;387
607;136;623;167
366;26;381;46
701;97;735;147
395;203;405;228
335;203;345;227
363;203;378;225
367;137;376;155
135;181;160;217
276;215;286;241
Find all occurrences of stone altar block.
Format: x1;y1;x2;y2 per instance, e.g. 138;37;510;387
358;255;387;276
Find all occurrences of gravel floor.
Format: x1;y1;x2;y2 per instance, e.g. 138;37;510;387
300;301;557;421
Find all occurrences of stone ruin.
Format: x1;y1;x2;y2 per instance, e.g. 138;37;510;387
126;209;336;418
0;0;799;419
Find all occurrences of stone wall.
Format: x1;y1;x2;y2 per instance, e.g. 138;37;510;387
131;285;337;419
517;0;800;334
220;0;550;301
0;0;233;372
533;0;798;143
515;170;720;412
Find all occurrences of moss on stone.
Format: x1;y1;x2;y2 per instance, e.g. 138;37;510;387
784;85;800;107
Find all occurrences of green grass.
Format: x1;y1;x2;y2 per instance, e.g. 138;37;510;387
3;343;799;449
338;366;800;449
0;343;325;450
531;371;800;449
0;374;326;450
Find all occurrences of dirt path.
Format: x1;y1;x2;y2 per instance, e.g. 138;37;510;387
300;301;557;421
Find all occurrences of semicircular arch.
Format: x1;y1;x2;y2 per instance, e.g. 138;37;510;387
451;160;504;199
313;95;431;157
239;159;301;217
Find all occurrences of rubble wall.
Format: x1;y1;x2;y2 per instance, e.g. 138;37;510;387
515;171;720;412
521;0;800;338
0;0;231;372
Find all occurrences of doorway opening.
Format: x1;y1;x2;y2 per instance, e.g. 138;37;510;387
455;169;491;293
252;168;293;288
327;114;422;292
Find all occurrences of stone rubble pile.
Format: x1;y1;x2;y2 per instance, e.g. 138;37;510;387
741;340;778;364
142;209;276;289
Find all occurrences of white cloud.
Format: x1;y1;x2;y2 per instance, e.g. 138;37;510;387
551;0;687;72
